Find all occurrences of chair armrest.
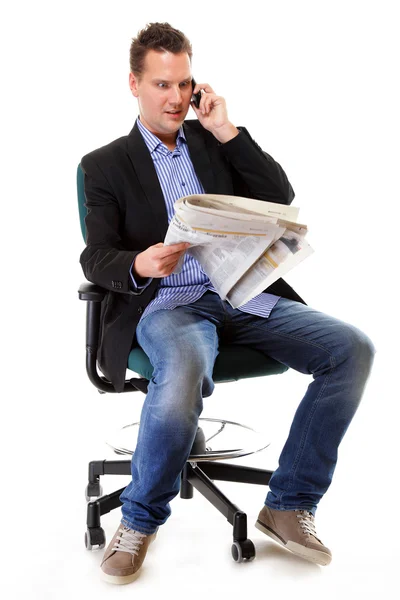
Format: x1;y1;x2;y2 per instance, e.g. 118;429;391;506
78;281;146;394
78;282;106;350
78;282;107;302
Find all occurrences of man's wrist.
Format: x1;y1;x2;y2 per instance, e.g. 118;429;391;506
131;255;145;281
211;122;239;144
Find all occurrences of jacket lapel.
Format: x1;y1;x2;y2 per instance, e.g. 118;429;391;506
126;120;216;240
126;121;169;238
183;121;216;193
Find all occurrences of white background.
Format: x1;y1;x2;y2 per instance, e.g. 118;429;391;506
2;1;399;598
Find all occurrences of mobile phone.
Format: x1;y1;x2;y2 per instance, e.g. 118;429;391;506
191;78;202;109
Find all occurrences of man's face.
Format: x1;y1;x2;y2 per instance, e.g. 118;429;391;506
129;50;193;137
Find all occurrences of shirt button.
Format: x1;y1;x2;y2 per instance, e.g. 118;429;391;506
181;182;186;186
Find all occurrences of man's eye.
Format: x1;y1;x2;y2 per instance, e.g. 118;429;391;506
158;82;189;88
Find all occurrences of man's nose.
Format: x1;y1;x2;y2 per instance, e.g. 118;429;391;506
169;85;183;105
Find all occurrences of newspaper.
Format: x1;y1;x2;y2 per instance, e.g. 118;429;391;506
164;194;313;308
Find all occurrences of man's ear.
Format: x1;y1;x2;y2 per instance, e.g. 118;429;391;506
129;72;139;97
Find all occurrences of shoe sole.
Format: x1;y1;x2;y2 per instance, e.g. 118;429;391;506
101;569;142;585
255;520;332;566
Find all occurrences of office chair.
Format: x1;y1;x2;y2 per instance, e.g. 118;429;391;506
77;164;289;562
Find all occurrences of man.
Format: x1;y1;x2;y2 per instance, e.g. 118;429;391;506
80;22;375;584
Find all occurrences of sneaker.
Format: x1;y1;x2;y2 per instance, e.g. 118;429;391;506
100;523;157;584
255;505;332;566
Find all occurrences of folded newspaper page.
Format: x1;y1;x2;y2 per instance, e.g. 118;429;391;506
163;194;313;308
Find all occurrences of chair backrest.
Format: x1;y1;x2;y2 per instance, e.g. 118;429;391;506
77;164;86;243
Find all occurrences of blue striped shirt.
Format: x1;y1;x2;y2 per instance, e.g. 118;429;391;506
132;116;281;321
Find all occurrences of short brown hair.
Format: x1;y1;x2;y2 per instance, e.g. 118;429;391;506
129;22;193;80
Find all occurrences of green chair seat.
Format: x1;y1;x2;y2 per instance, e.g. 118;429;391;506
128;345;288;383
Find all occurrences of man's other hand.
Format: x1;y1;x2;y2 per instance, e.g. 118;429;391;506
133;242;191;279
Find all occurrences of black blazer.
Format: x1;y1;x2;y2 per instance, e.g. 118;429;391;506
80;119;306;392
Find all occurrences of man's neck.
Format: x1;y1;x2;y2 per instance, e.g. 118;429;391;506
138;116;178;150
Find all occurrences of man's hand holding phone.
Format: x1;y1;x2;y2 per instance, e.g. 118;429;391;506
191;80;239;144
133;242;191;279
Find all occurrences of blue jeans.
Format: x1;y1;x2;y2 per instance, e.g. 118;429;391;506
120;292;375;534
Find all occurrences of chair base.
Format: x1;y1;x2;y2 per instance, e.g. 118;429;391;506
85;458;273;562
106;418;271;462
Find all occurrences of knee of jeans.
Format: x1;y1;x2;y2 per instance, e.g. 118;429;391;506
173;356;215;396
151;366;213;427
339;325;376;370
154;351;215;402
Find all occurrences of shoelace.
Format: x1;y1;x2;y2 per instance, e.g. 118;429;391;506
113;526;146;556
295;510;320;539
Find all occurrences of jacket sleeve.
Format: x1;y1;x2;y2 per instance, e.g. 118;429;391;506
129;257;154;291
79;154;147;295
219;126;295;205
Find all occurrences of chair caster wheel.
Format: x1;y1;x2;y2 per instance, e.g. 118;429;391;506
85;484;103;502
231;539;256;562
85;527;106;551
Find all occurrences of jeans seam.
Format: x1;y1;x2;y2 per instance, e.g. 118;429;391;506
283;355;336;503
237;320;336;507
239;320;337;358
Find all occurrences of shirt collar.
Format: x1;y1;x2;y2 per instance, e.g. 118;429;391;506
136;116;187;154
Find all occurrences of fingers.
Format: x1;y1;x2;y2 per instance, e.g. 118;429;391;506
202;93;222;115
191;91;223;117
162;258;182;274
154;242;190;259
191;83;217;115
137;243;190;278
192;83;215;95
159;249;188;275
